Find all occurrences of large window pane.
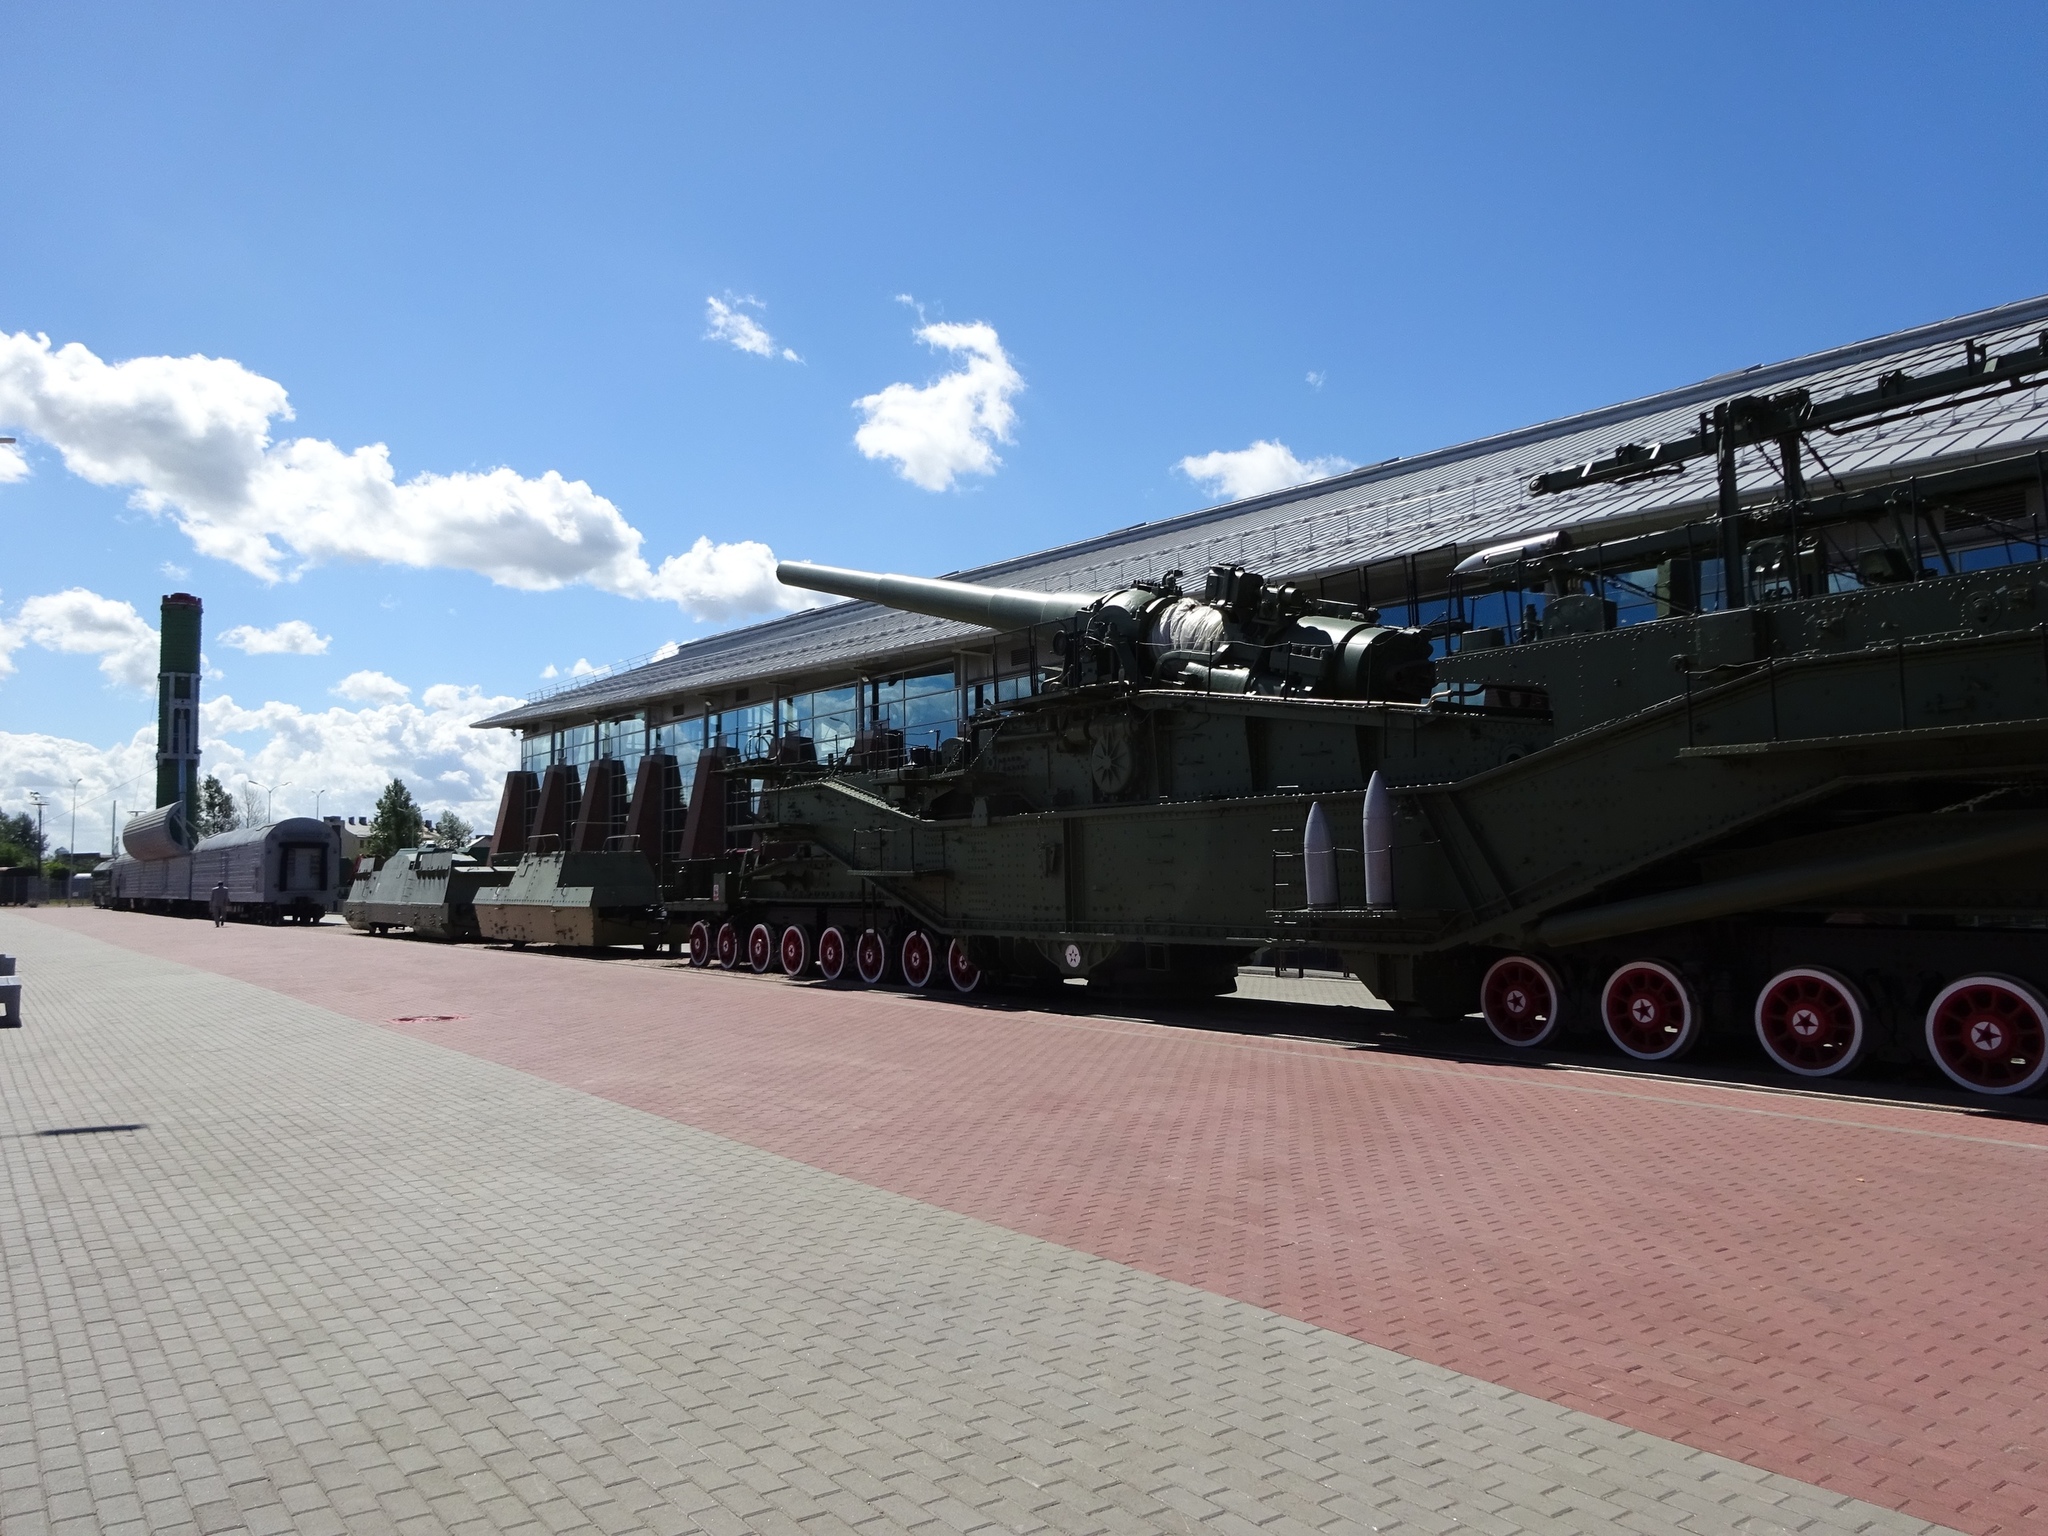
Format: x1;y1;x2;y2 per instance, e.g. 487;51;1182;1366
714;701;777;759
653;717;705;804
903;688;960;752
807;687;858;762
867;667;958;742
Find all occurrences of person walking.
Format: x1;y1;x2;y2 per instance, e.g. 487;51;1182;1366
209;880;229;927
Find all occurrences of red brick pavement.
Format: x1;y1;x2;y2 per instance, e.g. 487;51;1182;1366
34;909;2048;1534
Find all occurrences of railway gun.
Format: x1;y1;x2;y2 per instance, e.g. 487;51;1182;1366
652;329;2048;1097
365;326;2048;1098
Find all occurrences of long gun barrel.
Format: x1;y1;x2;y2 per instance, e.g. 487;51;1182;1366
777;561;1103;631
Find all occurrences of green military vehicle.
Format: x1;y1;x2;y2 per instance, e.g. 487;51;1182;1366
472;849;667;950
344;844;512;940
669;333;2048;1098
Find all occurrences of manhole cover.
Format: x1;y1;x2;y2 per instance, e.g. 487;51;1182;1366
388;1014;468;1023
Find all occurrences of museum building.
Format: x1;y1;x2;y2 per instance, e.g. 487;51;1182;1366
477;294;2048;803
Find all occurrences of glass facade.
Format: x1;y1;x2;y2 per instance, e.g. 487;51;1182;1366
651;716;706;805
518;720;620;774
794;686;859;763
516;652;1067;811
598;716;645;779
875;668;959;755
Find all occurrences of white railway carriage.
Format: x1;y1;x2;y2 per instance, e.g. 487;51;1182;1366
105;816;343;924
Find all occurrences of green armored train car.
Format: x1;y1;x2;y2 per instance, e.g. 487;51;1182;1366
478;297;2048;1097
344;845;511;940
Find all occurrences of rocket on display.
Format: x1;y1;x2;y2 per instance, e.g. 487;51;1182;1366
155;593;203;832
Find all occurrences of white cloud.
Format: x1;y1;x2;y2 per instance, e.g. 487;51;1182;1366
1306;371;1325;391
1176;439;1353;502
853;319;1023;491
640;534;797;618
0;440;26;483
0;331;811;622
0;681;525;841
4;588;159;691
333;669;410;704
704;295;801;363
220;619;330;655
205;685;521;825
0;726;156;853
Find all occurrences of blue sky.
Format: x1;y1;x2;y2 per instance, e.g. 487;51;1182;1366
4;2;2047;837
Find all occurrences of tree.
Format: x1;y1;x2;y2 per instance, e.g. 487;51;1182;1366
366;779;424;861
0;811;37;868
195;776;240;838
431;810;473;849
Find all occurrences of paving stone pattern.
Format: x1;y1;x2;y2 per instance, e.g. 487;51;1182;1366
0;916;1965;1536
37;910;2046;1535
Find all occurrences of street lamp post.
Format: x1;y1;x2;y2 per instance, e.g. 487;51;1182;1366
69;777;82;861
313;788;328;819
27;791;47;883
103;769;149;861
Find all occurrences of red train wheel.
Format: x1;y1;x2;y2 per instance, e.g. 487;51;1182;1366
747;922;775;974
816;925;849;982
946;939;982;994
1755;967;1867;1077
1479;955;1561;1047
854;928;890;986
1600;960;1700;1061
899;930;936;989
779;925;811;977
686;920;713;967
1925;974;2048;1095
715;921;741;970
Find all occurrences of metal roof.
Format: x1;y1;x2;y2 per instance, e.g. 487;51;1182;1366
479;292;2048;732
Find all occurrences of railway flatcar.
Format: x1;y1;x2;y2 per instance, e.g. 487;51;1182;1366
106;813;344;924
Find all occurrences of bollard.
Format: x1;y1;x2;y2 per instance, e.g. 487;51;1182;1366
0;953;19;1028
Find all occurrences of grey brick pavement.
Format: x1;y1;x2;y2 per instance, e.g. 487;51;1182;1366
0;916;1958;1536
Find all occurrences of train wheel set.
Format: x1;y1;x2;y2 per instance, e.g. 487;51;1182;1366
666;919;2048;1095
684;917;989;996
1478;949;2048;1097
